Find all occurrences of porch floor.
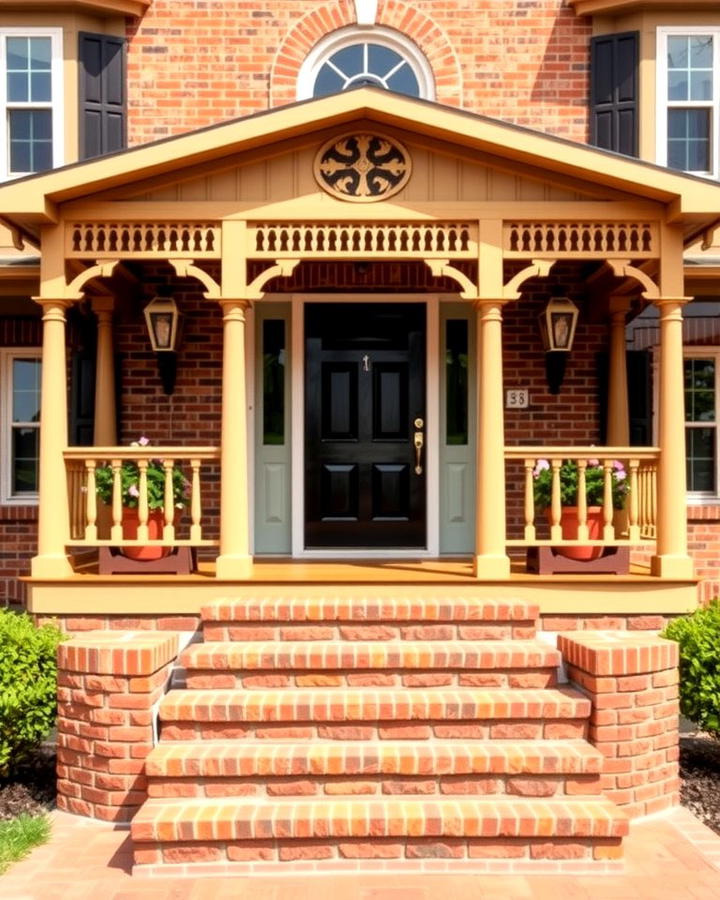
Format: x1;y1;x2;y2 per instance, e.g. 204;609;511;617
25;557;699;617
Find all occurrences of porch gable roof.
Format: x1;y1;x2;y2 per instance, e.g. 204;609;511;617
2;88;720;241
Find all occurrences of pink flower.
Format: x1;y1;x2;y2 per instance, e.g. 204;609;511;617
533;459;550;477
588;458;600;467
613;460;625;471
138;436;150;446
128;484;140;498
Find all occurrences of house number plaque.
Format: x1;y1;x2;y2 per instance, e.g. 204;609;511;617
506;388;529;409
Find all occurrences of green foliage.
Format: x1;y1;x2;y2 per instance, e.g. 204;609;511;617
532;459;629;511
0;814;51;874
95;458;189;510
662;600;720;737
0;611;66;778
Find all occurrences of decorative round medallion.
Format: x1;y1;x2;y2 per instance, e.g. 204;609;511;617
314;133;412;202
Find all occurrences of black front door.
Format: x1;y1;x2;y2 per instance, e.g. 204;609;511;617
305;302;426;548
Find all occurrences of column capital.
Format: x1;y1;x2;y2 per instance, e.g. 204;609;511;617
473;298;507;316
32;297;72;314
217;298;252;319
651;296;693;311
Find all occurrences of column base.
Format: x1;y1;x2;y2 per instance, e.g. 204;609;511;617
650;555;695;579
31;554;74;577
473;554;511;579
215;554;254;580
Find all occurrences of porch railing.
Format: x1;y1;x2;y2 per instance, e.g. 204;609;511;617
64;447;220;547
504;446;659;547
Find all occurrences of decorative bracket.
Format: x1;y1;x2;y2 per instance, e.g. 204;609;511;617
424;259;477;299
65;259;120;299
503;259;556;300
607;259;660;300
246;259;300;300
169;258;221;299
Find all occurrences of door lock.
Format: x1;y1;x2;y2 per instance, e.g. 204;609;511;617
414;417;424;429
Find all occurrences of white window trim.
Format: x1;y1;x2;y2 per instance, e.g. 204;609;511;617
0;27;64;182
0;348;41;506
296;25;435;101
681;347;720;503
656;26;720;179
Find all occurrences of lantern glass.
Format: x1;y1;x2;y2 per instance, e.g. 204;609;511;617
150;312;173;350
550;311;573;350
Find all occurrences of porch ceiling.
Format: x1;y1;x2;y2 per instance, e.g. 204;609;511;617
2;88;720;242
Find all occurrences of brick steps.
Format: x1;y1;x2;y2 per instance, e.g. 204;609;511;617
144;739;603;798
201;597;538;642
130;595;628;873
182;639;559;688
131;796;628;869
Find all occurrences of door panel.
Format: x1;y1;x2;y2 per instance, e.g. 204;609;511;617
305;302;426;548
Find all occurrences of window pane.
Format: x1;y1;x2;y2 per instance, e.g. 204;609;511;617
263;319;285;445
686;427;716;492
386;64;420;97
29;37;51;69
446;319;468;445
12;358;41;422
330;45;363;77
367;44;403;77
667;109;710;171
30;71;51;103
668;71;688;102
314;65;346;97
684;358;716;421
668;36;688;69
12;427;39;493
9;110;53;173
691;35;713;69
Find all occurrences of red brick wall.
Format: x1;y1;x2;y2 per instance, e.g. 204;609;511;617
126;0;591;146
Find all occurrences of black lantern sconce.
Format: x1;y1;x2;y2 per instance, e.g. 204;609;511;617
144;296;182;395
538;294;579;394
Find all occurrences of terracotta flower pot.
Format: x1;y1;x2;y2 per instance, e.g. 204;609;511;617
548;506;604;561
121;507;171;561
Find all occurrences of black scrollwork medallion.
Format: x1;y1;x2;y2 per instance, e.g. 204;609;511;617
314;133;411;202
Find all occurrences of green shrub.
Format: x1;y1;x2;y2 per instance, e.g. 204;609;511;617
0;611;65;778
662;599;720;737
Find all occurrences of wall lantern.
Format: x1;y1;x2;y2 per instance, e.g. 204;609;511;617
538;295;579;395
144;296;182;394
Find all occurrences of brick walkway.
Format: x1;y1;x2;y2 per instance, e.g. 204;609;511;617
3;806;720;898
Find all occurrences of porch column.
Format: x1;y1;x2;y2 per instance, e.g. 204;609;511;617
216;298;253;579
91;298;117;446
651;297;693;578
606;297;630;446
32;299;73;577
474;299;511;578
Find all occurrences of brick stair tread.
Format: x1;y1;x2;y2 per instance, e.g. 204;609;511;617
131;796;628;842
181;640;560;671
201;597;538;623
145;739;603;778
159;686;590;722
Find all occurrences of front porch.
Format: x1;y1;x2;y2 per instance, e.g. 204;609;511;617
2;89;718;611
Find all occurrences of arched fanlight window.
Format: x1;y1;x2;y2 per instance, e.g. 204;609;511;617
297;26;435;101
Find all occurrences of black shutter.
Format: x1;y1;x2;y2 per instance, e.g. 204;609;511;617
70;353;96;446
590;32;638;157
79;32;126;160
627;350;652;446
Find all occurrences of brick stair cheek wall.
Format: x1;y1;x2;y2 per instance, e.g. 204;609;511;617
56;631;180;822
559;632;680;819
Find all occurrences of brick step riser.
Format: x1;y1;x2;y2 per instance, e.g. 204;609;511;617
202;623;537;642
159;720;588;742
184;669;558;690
134;835;622;868
146;771;603;799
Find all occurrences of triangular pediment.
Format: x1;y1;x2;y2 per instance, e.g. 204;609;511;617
2;88;720;243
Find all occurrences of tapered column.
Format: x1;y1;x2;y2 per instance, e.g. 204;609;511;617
651;298;693;578
216;299;253;579
474;299;510;578
32;299;73;576
606;297;630;446
92;298;117;446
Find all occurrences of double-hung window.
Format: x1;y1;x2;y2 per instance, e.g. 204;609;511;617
0;29;63;180
657;28;720;178
684;351;719;498
0;350;41;504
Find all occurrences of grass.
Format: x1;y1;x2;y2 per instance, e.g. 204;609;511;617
0;814;51;875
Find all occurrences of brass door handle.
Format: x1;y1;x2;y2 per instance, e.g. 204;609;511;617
414;431;424;475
